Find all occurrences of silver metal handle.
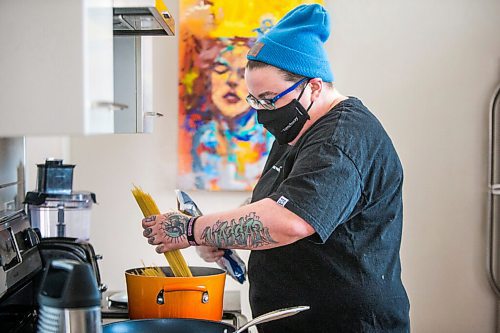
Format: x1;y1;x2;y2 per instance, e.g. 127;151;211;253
114;14;134;30
235;306;310;333
144;112;164;117
487;83;500;296
491;185;500;195
92;101;129;111
9;227;23;264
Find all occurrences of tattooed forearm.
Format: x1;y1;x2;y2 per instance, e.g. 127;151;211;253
200;212;277;248
160;212;189;243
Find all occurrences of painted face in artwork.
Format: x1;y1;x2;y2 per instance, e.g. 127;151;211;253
210;43;250;118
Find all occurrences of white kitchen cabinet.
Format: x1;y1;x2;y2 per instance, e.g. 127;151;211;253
0;0;116;136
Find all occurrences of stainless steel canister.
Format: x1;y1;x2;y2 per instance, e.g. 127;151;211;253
37;259;102;333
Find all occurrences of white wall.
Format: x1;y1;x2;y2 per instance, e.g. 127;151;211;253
328;0;500;332
24;0;500;331
24;137;71;187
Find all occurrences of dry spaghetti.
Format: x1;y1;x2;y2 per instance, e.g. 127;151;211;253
131;186;193;277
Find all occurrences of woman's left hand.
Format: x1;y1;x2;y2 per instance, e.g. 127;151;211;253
196;246;225;263
142;211;191;253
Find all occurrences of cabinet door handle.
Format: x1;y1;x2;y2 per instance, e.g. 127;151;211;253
144;112;164;117
92;101;128;111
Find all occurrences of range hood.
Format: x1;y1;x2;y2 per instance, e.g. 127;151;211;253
113;0;174;36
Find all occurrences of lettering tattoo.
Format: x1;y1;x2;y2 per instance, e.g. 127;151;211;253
160;213;188;243
200;212;277;248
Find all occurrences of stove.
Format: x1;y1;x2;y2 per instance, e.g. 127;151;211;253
0;211;43;333
101;289;248;329
0;212;247;332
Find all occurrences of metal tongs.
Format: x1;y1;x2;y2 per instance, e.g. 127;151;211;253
175;189;247;283
175;189;203;217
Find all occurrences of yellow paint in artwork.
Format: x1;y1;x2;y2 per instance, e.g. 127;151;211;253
235;141;259;175
180;0;322;38
208;0;323;38
180;69;199;95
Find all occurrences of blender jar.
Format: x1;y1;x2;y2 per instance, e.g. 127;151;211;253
27;192;96;241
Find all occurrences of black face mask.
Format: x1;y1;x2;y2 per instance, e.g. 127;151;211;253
256;83;314;145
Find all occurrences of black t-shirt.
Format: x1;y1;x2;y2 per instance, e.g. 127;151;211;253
249;97;410;333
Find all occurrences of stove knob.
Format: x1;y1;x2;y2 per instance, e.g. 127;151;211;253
23;228;40;247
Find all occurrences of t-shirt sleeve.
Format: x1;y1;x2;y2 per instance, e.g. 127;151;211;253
268;138;363;242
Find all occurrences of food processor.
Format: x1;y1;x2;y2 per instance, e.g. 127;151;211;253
25;159;96;241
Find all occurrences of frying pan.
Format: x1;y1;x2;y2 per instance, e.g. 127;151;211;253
102;305;309;333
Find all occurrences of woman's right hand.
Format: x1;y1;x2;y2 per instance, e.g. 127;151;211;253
196;246;225;263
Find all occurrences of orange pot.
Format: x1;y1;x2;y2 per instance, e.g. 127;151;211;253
125;266;226;321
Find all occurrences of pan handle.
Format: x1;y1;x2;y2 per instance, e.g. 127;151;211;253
156;284;209;305
234;306;310;333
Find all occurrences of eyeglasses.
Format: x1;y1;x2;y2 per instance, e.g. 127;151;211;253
246;78;308;110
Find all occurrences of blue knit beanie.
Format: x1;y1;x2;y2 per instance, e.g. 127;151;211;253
247;4;334;82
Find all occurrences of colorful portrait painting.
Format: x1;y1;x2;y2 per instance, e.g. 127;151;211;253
177;0;322;191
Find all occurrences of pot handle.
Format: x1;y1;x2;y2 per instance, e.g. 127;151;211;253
156;284;209;305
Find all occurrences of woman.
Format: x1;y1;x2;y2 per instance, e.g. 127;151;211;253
144;4;410;332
